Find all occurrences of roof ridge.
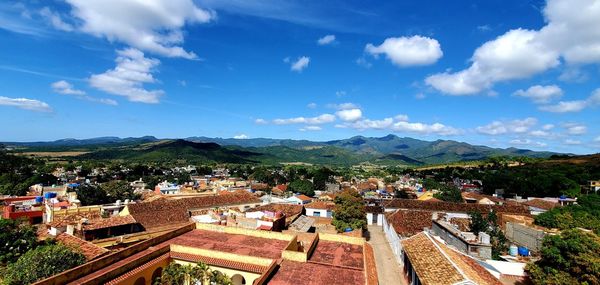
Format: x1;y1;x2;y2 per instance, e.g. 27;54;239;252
424;231;473;284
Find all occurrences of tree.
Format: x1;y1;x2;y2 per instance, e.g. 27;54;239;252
312;167;334;191
527;229;600;285
288;179;315;197
157;262;231;285
535;194;600;234
332;189;366;232
468;211;507;260
0;219;38;265
74;184;109;206
100;180;140;202
2;243;85;285
434;185;463;203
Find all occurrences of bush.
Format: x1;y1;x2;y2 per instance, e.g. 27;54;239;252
2;244;85;285
332;189;366;232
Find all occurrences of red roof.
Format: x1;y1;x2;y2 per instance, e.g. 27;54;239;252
295;194;312;202
269;260;365;285
170;252;269;274
55;233;109;261
305;201;335;210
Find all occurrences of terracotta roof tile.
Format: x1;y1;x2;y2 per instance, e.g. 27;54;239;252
83;215;138;231
295;194;313;202
523;199;558;211
309;240;364;269
48;211;102;228
386;210;433;237
55;233;109;261
105;253;170;285
384;199;529;214
363;243;378;285
401;232;502;285
170;252;268;273
126;191;260;229
304;201;334;210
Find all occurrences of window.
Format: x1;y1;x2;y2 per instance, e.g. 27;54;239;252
314;211;321;217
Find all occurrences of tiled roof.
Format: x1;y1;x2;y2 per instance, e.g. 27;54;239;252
385;210;434;237
305;201;334;210
295;194;313;202
268;260;365;285
55;233;109;261
170;252;268;273
365;205;384;214
401;232;502;285
126;192;260;229
48;211;102;228
523;199;558;211
462;192;504;204
383;199;529;215
363;243;379;285
252;203;304;222
83;215;138;231
105;253;170;285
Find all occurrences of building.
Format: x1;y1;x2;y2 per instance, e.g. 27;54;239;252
130;179;147;193
39;223;378;285
591;180;600;192
400;231;502;285
154;181;180;195
431;218;492;260
383;209;435;263
365;205;384;226
304;201;334;218
1;196;44;224
286;194;312;205
522;198;559;215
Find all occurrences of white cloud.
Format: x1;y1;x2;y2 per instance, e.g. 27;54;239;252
39;7;74;32
426;0;600;95
273;114;335;125
254;118;267;125
290;56;310;72
233;134;249;139
89;48;164;103
392;121;461;135
355;57;372;69
529;130;552;137
335;90;347;97
563;123;587;135
476;117;538;135
414;93;426;100
336;108;362;122
542;124;555;130
51;80;85;95
513;85;563;104
307;102;317;109
0;96;52;112
347;118;394;130
595;136;600;142
564;139;581;145
341;115;460;135
365;35;443;67
52;80;118;105
509;139;547;147
300;126;322;131
477;25;492;32
394;114;409;121
539;88;600;113
317;35;336;45
539;100;588;113
329;102;358;110
65;0;213;59
426;29;558;95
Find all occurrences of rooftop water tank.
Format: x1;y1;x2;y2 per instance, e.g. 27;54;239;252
509;245;518;256
518;246;529;256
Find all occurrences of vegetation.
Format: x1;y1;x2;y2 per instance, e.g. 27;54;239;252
468;211;508;260
332;189;366;232
75;180;140;206
527;229;600;285
434;185;463;203
156;261;231;285
287;179;315;197
1;243;85;285
0;219;38;265
0;149;56;196
535;194;600;234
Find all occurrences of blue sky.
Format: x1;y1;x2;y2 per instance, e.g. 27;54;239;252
1;0;599;154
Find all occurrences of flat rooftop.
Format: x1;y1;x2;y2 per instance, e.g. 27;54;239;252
171;229;290;259
309;240;364;269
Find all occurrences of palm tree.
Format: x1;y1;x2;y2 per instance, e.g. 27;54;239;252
157;261;231;285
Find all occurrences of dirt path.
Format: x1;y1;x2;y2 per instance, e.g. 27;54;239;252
367;225;406;285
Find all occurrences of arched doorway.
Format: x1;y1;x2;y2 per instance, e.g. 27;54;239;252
151;267;163;284
134;277;146;285
231;274;246;285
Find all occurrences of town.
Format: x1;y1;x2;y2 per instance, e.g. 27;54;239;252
1;147;599;284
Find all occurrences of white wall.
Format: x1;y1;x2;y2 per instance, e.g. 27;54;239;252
306;208;329;217
383;215;403;265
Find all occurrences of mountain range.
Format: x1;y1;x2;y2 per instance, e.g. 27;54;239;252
3;135;560;166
